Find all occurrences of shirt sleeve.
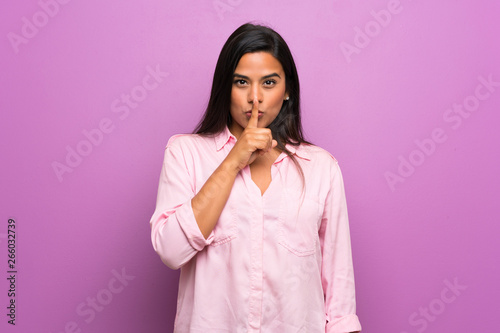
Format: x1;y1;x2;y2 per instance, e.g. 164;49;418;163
319;159;362;333
150;136;215;270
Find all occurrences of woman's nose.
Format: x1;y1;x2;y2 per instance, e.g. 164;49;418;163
248;85;262;103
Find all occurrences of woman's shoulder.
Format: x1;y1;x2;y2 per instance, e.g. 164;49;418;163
165;132;212;150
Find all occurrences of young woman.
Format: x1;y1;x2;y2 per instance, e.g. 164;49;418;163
150;23;362;333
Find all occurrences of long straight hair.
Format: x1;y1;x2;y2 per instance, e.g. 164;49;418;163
194;23;311;181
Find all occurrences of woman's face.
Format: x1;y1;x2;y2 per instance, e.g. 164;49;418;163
229;52;288;139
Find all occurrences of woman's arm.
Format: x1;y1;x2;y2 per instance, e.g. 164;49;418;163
191;99;276;238
150;100;276;268
320;159;362;333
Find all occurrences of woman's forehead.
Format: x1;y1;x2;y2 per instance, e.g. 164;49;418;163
234;52;284;76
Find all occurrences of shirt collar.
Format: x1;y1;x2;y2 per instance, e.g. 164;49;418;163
277;143;311;162
215;126;311;162
214;126;236;151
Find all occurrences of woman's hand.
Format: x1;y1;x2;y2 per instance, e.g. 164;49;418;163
224;99;278;171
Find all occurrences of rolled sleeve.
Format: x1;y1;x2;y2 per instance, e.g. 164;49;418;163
325;313;362;333
150;137;215;270
320;159;362;333
176;199;215;251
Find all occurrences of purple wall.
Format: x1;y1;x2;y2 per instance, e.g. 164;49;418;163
2;1;499;332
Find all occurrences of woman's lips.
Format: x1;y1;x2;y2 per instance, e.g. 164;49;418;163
245;111;264;118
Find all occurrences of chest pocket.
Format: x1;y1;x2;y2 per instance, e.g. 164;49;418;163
278;190;323;256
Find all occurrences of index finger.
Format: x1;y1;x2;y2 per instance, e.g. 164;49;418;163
246;98;259;129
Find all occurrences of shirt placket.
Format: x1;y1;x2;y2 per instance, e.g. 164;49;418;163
243;166;264;332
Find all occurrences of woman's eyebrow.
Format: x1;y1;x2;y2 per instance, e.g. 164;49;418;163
233;73;282;80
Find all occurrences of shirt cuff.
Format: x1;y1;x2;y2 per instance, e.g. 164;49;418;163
176;199;215;251
326;313;362;333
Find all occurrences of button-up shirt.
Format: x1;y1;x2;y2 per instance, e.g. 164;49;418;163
150;126;362;332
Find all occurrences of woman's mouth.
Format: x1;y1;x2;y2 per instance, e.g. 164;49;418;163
245;111;264;118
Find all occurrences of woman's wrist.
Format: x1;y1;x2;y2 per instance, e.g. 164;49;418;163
221;154;245;174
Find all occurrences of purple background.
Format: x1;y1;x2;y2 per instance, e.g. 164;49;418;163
1;0;499;332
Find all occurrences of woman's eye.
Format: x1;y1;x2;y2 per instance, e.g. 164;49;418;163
234;80;247;86
264;80;276;86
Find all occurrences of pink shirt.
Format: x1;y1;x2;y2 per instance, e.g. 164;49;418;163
150;126;362;333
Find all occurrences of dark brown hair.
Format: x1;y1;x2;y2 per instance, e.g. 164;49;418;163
194;23;311;181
